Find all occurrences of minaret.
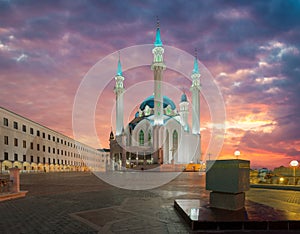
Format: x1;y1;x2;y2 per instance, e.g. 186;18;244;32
179;93;189;132
190;49;201;135
151;19;166;126
114;52;125;136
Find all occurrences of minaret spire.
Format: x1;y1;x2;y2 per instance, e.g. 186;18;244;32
193;48;199;74
154;17;163;47
117;51;122;76
190;49;201;163
114;52;125;136
151;18;166;126
190;48;201;135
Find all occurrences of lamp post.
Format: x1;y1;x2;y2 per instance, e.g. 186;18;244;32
290;160;299;185
207;153;212;161
234;150;241;159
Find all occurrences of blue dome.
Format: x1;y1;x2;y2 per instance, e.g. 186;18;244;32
140;95;176;111
181;93;187;102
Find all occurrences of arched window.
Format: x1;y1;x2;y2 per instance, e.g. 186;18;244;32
173;130;178;153
139;130;144;146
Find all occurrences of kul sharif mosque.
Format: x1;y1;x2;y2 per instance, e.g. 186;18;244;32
109;22;201;169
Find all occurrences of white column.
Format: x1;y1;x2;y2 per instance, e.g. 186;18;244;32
151;46;166;126
114;71;125;136
115;91;124;136
191;89;200;134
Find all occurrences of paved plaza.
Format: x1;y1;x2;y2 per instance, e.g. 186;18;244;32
0;172;300;233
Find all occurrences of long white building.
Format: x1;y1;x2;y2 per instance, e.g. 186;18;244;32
0;106;109;173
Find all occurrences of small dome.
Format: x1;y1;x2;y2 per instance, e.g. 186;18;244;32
139;95;176;111
181;93;187;102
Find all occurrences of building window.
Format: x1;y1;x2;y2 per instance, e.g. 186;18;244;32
30;128;34;135
37;157;40;163
43;157;45;164
53;158;55;164
23;140;26;148
48;158;50;164
57;138;59;143
14;138;18;147
61;150;63;155
42;132;45;138
43;145;45;152
3;117;8;126
31;156;33;163
37;144;40;151
4;136;8;145
53;148;55;154
14;153;18;161
22;125;26;132
48;147;50;153
13;121;18;129
23;155;26;162
30;142;33;150
61;139;63;144
4;152;8;160
48;134;51;140
139;130;144;146
53;136;55;142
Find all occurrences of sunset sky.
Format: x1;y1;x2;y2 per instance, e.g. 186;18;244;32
1;0;300;169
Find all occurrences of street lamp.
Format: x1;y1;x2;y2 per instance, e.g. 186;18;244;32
234;150;241;159
290;160;299;185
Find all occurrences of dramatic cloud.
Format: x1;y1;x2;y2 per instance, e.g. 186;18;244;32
1;0;300;169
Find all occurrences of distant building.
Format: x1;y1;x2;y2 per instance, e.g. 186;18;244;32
0;107;109;173
274;165;300;176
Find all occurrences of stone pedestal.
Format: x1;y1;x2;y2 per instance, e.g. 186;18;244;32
9;168;20;193
209;191;245;211
206;159;250;211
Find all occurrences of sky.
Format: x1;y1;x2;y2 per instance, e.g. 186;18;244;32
1;0;300;169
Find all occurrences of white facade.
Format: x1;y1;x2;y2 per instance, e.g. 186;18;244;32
0;107;109;173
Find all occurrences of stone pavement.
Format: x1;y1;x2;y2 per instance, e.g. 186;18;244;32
0;172;299;233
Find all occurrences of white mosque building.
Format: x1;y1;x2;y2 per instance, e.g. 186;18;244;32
109;23;201;169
